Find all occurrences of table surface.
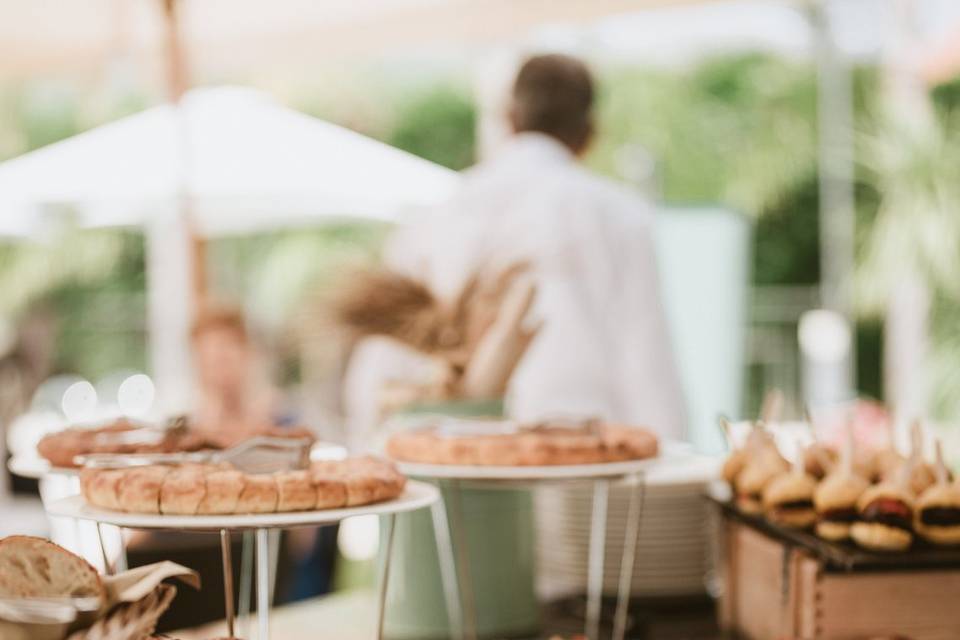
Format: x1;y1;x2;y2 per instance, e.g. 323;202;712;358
44;480;439;531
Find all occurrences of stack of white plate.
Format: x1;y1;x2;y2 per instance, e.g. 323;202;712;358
534;454;721;598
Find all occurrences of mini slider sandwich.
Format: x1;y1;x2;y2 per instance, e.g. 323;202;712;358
813;424;868;541
851;466;915;552
914;441;960;546
728;390;789;514
762;442;817;528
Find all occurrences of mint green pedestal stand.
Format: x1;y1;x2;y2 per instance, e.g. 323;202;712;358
381;401;540;640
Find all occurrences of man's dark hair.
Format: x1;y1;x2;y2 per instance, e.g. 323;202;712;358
510;54;595;153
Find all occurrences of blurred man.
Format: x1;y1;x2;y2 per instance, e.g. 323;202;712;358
347;54;686;441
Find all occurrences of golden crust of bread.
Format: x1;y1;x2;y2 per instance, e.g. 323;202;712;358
386;423;658;466
814;472;869;511
118;466;171;514
276;470;318;512
815;520;851;541
197;467;244;515
159;464;208;515
915;522;960;545
80;467;125;511
0;536;105;603
917;483;960;510
850;521;912;551
762;472;816;509
236;475;279;514
81;456;404;514
309;456;405;506
857;483;915;512
722;450;748;485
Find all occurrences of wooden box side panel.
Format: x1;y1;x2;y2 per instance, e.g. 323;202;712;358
817;570;960;640
727;521;791;640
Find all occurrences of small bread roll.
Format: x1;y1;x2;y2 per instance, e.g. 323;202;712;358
236;474;278;514
118;465;171;513
850;521;912;552
313;478;348;509
81;468;125;511
275;470;318;512
160;464;207;515
198;467;244;515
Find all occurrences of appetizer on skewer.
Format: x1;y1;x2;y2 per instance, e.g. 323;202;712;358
813;425;868;541
915;441;960;546
763;443;817;528
851;466;916;552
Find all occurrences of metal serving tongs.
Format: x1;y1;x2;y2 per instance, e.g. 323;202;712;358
0;596;101;624
75;435;313;474
86;415;192;447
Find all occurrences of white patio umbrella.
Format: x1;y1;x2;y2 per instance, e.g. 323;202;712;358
0;85;460;413
0;85;460;236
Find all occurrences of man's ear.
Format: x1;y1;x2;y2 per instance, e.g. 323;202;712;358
507;104;521;134
574;120;595;157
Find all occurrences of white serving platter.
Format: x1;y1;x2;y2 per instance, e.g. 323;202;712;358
394;442;694;482
44;480;439;532
8;456;77;479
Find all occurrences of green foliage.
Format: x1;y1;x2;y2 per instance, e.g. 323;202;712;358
590;54;817;217
387;84;476;170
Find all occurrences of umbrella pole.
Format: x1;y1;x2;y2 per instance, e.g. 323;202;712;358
161;0;208;306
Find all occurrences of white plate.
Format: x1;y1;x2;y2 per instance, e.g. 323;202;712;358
395;458;664;481
44;480;439;531
8;457;77;479
394;445;697;482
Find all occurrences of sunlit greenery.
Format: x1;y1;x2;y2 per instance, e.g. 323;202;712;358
0;53;957;418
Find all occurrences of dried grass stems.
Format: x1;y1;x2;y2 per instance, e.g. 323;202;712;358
331;262;536;399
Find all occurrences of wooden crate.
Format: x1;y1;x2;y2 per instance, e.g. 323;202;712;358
718;518;960;639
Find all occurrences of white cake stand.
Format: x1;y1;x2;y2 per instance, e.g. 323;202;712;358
394;450;686;640
46;481;440;640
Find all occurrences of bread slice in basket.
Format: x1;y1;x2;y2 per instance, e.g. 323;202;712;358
0;536;105;604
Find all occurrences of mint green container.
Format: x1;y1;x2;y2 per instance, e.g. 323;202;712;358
381;400;540;640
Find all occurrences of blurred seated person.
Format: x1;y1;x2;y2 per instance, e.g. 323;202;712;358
190;304;285;444
345;54;686;443
132;306;336;631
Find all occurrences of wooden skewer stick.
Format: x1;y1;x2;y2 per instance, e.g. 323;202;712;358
934;439;948;486
717;416;735;451
759;388;784;428
841;419;855;476
910;419;925;463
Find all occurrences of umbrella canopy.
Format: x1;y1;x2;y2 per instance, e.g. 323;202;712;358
0;86;460;238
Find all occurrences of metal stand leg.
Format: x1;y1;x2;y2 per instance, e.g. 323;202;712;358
586;479;610;640
375;514;397;640
612;472;646;640
268;529;281;606
256;528;270;640
113;527;128;573
430;495;466;640
239;530;254;638
446;480;477;640
95;522;111;575
220;529;236;639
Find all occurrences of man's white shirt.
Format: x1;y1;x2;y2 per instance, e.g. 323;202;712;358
344;132;687;444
